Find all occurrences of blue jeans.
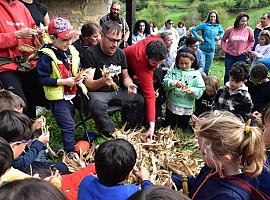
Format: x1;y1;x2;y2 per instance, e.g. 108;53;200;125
50;99;76;152
224;53;247;84
202;51;214;75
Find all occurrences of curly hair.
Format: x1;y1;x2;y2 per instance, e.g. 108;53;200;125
229;61;249;82
133;19;150;36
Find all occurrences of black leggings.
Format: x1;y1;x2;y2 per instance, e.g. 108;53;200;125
164;108;191;130
0;69;46;118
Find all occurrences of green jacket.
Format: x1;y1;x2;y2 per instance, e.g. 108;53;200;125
163;67;205;109
40;45;80;101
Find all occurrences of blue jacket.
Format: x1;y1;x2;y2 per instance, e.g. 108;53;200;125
191;22;224;53
173;165;261;200
78;176;153;200
256;152;270;196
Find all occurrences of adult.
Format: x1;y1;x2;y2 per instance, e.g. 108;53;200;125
191;10;224;75
72;22;101;57
81;21;144;139
253;13;270;50
159;19;179;52
132;19;150;44
181;36;205;73
221;12;254;83
100;1;129;48
124;35;167;141
149;21;158;35
159;32;176;73
0;0;42;118
176;20;186;41
20;0;50;27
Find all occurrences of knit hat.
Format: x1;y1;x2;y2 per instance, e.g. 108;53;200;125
48;17;78;39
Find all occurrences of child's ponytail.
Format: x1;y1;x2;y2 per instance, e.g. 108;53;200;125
239;125;265;177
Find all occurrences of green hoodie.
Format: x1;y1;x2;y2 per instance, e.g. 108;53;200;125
163;66;205;109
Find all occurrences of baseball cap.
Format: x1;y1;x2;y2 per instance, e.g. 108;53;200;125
48;17;78;39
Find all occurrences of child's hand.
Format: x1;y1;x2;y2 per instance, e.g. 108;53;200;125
251;111;262;126
32;116;45;131
64;77;76;87
182;87;192;93
38;130;50;144
135;166;150;181
175;80;184;88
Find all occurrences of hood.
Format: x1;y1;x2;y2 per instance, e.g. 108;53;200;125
0;0;18;7
225;82;248;92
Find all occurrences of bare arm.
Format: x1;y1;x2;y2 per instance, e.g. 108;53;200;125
43;13;50;26
122;69;137;94
84;68;111;91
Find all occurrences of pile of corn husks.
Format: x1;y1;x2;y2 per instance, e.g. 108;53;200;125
60;126;203;189
112;127;203;187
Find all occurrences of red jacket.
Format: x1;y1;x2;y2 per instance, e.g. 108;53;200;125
0;0;36;72
124;35;162;122
61;164;96;200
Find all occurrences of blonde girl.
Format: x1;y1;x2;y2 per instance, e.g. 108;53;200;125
188;111;266;200
163;47;205;130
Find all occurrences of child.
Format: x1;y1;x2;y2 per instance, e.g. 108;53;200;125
195;75;219;116
163;47;205;129
0;178;66;200
0;110;69;175
78;139;153;200
212;61;253;121
246;63;270;113
174;111;266;199
0;89;25;112
37;17;82;152
250;30;270;67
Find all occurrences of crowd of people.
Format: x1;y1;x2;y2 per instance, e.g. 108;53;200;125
0;0;270;199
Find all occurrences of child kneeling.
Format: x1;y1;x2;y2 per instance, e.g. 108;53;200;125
78;139;153;200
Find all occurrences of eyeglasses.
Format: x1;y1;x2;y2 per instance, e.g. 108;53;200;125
169;22;174;25
261;17;267;20
102;32;123;43
10;139;32;146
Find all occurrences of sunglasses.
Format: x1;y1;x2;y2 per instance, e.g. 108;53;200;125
102;32;123;43
261;17;267;20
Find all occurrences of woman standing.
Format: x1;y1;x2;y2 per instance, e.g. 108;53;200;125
20;0;50;27
0;0;41;118
221;12;254;83
132;19;150;44
192;10;224;75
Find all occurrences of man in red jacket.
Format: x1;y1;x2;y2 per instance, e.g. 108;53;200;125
0;0;42;118
124;35;167;141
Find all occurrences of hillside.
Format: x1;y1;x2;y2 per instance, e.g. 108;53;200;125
136;0;270;30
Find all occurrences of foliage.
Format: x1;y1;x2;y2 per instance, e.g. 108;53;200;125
136;1;169;28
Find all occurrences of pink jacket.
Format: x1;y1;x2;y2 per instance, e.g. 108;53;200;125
221;26;254;56
0;0;36;72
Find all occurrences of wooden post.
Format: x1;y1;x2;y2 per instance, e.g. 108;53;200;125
126;0;136;45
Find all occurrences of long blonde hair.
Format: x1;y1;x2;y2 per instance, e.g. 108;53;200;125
194;111;265;177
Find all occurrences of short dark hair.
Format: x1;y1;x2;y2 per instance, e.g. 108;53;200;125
0;90;25;112
0;178;66;200
185;36;198;46
146;40;167;61
229;61;249;82
128;186;192;200
95;139;137;186
234;12;249;28
0;110;33;143
250;63;268;81
102;21;122;35
176;47;199;70
81;22;101;38
0;137;13;177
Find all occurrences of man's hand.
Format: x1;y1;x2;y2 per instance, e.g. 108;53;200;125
15;28;38;39
128;83;137;95
144;123;155;143
103;75;114;86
